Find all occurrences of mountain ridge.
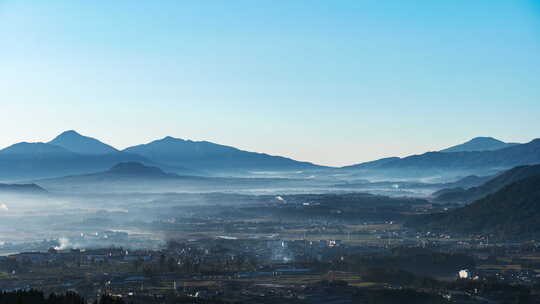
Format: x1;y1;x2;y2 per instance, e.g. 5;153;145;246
1;132;538;180
0;142;71;155
123;136;325;172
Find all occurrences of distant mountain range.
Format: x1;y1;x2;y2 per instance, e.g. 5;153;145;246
439;137;518;153
408;172;540;238
344;137;520;171
0;140;151;180
0;131;538;181
343;138;540;177
0;131;320;180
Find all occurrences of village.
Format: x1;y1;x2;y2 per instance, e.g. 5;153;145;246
1;233;540;303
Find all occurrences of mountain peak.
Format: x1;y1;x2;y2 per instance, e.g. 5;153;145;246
468;137;503;143
49;130;118;155
159;136;190;144
58;130;81;137
161;136;181;142
440;137;518;153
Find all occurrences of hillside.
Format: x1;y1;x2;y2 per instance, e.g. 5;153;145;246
444;175;492;189
434;164;540;203
123;136;324;172
407;174;540;238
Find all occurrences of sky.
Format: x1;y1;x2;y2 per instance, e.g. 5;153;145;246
0;0;539;166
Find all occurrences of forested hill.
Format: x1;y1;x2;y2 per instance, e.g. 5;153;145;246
434;164;540;203
407;174;540;239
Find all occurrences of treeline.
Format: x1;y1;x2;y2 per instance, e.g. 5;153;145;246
0;290;240;304
354;289;448;304
359;268;441;289
0;290;124;304
449;279;533;302
347;246;475;277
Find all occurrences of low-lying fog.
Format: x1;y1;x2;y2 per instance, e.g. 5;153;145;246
0;170;479;254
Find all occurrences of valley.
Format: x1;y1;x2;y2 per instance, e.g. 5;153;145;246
0;132;539;303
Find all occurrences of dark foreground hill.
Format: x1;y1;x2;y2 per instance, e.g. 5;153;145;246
433;164;540;203
407;174;540;238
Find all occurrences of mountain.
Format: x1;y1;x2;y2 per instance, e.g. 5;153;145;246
0;152;153;180
0;183;47;194
105;162;175;178
440;137;518;153
433;164;540;203
0;132;315;180
407;173;540;238
33;161;182;193
48;130;118;154
0;140;154;180
35;161;181;186
343;138;540;177
123;136;324;173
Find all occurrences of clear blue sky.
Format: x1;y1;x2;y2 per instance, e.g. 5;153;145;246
1;0;539;166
